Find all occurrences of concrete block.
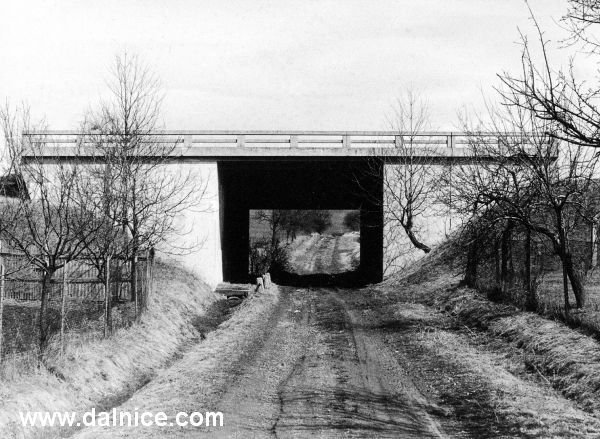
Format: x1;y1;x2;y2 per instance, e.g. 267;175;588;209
263;273;271;289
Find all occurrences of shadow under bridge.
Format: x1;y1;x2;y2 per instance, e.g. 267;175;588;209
217;159;383;284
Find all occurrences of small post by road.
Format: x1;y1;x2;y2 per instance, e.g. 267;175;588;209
256;277;264;293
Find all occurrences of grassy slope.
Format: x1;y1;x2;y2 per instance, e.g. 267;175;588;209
0;259;218;439
74;284;281;438
393;235;600;415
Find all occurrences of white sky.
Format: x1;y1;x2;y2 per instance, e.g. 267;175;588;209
0;0;575;131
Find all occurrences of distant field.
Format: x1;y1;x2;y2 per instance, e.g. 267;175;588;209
249;209;358;243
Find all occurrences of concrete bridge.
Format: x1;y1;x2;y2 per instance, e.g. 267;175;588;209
24;130;512;286
25;130;495;160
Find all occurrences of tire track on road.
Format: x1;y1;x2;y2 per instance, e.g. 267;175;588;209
272;288;445;438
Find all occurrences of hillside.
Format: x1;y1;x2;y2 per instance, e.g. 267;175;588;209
385;234;600;419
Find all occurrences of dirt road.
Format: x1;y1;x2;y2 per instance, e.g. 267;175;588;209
74;234;600;438
215;287;444;438
287;233;359;275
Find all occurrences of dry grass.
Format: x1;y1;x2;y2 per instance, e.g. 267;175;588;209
533;270;600;337
73;284;281;438
0;258;218;439
403;306;600;437
392;238;600;416
1;296;136;365
450;287;600;413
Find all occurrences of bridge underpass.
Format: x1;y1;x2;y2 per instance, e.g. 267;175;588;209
25;130;512;286
218;159;383;283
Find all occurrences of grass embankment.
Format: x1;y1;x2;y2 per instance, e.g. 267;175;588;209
74;283;281;438
394;237;600;415
0;259;220;439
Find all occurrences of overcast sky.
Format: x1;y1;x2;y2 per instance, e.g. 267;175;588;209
0;1;574;131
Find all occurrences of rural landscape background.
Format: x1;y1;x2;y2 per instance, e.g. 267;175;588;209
5;0;600;438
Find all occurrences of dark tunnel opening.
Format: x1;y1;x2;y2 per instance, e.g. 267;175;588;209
218;160;383;286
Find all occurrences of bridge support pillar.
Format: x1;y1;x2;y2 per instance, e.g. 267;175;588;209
359;161;384;284
218;165;250;283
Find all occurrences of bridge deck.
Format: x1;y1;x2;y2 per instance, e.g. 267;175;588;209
22;130;532;161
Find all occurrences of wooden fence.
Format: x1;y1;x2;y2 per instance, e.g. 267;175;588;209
0;248;155;358
0;252;151;303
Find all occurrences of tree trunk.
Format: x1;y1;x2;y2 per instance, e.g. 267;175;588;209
563;252;585;308
104;255;112;337
145;248;154;312
130;255;137;303
60;263;67;356
524;228;536;311
561;256;571;311
131;255;138;319
271;221;278;250
464;235;478;287
130;227;138;304
130;176;138;305
405;227;431;253
494;237;501;286
39;268;55;353
524;228;531;289
501;225;512;294
0;263;4;360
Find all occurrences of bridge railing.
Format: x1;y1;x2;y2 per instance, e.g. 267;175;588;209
22;130;555;161
23;130;529;149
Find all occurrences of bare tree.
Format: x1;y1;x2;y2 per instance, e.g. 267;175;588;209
499;2;600;150
253;210;286;250
561;1;600;53
383;90;438;254
0;104;103;352
366;90;442;274
447;98;600;309
83;52;207;316
253;210;333;248
71;136;126;335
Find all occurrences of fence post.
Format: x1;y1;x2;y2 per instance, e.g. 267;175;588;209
145;248;154;311
60;260;68;357
134;254;139;321
104;255;112;337
591;222;598;268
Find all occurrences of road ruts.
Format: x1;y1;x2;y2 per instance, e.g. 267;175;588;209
212;287;445;438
